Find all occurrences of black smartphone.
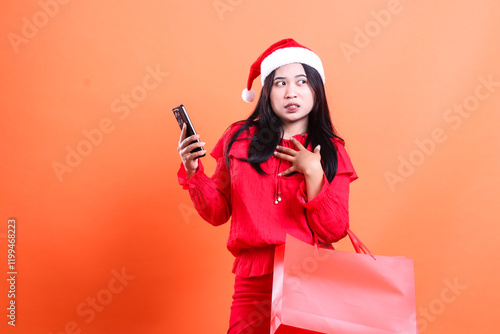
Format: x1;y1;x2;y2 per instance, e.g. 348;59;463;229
172;104;205;159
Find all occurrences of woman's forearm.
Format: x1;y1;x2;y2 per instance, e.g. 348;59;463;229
303;164;325;202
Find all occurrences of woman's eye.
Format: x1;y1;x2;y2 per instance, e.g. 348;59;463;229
298;79;307;85
276;81;286;86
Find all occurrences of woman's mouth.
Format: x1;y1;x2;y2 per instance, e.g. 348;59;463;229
285;103;300;112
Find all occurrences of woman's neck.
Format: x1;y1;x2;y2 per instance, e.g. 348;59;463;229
283;122;308;139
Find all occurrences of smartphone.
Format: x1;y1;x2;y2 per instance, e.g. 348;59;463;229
172;104;205;159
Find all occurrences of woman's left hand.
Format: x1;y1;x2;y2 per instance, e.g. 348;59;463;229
274;137;323;177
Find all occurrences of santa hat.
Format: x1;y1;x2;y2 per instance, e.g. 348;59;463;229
241;38;325;103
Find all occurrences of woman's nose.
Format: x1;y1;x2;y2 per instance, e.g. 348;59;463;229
285;84;297;98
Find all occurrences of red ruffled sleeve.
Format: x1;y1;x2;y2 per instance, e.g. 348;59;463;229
211;121;246;160
176;126;238;226
297;137;357;245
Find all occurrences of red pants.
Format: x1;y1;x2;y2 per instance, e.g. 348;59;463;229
227;273;273;334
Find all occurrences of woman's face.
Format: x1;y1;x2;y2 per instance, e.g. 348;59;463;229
270;63;315;132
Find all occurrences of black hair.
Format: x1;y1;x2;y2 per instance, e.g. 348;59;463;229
225;63;340;182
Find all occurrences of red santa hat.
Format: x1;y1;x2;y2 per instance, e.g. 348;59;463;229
241;38;325;103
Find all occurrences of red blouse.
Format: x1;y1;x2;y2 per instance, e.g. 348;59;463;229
177;123;357;278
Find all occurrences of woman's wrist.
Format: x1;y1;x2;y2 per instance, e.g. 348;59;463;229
186;167;197;180
303;163;325;201
303;161;323;178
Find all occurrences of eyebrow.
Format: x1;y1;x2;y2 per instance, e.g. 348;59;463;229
273;74;307;81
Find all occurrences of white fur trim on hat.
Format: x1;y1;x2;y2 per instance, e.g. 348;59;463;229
260;47;325;85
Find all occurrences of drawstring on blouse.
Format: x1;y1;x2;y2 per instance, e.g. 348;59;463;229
274;157;282;205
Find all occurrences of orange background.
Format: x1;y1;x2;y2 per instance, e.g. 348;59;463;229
1;1;499;333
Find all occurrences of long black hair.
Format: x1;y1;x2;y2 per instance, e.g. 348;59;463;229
225;63;340;183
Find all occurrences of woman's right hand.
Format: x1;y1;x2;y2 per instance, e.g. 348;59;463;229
177;123;206;179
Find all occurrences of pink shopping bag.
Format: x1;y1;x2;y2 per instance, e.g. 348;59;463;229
271;231;418;334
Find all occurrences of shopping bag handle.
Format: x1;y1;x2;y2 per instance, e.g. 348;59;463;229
346;229;376;260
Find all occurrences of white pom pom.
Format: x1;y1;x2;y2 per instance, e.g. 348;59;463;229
241;88;255;103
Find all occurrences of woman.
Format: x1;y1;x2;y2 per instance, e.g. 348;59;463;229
177;38;357;334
